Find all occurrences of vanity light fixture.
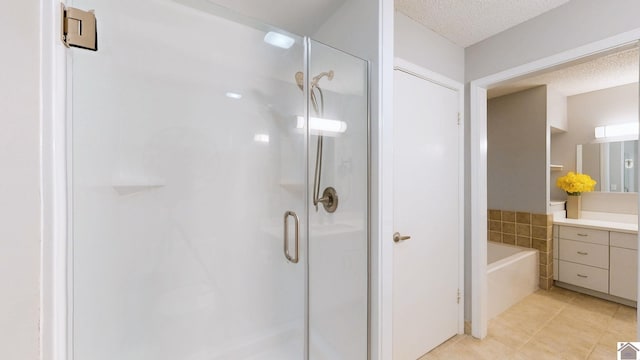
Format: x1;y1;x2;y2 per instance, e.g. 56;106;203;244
263;31;295;49
594;122;639;140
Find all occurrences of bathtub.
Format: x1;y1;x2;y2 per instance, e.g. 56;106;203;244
487;242;539;319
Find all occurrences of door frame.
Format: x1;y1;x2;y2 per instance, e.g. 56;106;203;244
41;1;69;360
393;57;466;335
470;30;640;339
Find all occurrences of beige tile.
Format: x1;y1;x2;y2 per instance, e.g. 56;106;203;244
532;213;552;226
426;335;481;360
517;236;532;248
489;220;502;231
545;286;579;303
513;339;562;360
588;343;616;360
488;317;532;349
607;316;637;336
613;305;636;322
432;345;482;360
599;329;636;345
532;238;551;252
516;223;531;236
457;336;515;359
489;231;502;243
557;305;614;331
539;263;553;277
539;251;552;265
532;225;552;240
503;211;516;222
503;233;516;245
516;212;531;224
532;323;596;359
570;293;620;317
497;301;555;335
519;290;570;312
439;288;632;360
503;222;516;234
538;276;553;290
544;315;605;344
489;209;502;221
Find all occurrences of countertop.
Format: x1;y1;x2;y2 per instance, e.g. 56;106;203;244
553;211;638;234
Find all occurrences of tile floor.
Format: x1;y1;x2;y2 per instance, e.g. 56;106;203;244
419;287;637;359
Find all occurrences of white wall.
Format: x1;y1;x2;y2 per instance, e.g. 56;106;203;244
550;83;639;199
0;1;41;359
466;0;640;81
488;87;548;214
394;11;465;84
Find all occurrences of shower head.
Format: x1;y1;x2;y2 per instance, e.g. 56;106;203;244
295;72;304;91
294;70;335;92
311;70;334;88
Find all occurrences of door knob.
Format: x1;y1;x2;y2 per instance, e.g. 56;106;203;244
393;232;411;243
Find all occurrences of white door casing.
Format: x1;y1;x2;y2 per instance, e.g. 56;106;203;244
392;59;464;360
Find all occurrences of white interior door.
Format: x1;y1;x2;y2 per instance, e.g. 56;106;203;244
392;68;461;359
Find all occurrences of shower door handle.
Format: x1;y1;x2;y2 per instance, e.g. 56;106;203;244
284;211;299;263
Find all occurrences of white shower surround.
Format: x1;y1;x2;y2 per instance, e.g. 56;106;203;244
487;242;539;320
46;0;370;359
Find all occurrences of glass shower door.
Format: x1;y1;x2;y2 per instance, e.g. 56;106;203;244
307;40;369;360
69;0;307;358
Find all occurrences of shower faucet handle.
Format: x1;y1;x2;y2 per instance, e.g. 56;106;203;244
393;232;411;243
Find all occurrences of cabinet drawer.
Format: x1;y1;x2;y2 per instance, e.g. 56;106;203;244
559;239;609;269
610;232;638;250
559;260;609;293
559;226;608;245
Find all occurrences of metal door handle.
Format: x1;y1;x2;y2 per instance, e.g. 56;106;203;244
393;232;411;243
577;274;588;278
284;211;299;263
577;251;588;255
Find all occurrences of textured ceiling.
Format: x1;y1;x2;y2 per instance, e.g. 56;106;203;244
395;0;571;47
488;47;639;98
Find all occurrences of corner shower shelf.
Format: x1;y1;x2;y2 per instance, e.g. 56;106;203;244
112;178;165;196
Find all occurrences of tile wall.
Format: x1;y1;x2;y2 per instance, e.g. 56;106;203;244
488;210;554;290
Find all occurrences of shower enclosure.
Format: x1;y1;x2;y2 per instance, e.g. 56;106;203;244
67;0;369;359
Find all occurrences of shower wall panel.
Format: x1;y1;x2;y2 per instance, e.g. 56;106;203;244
72;0;306;358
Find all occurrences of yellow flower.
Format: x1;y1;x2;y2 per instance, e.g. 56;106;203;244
556;172;596;196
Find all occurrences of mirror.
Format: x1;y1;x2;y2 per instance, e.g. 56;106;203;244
577;140;638;192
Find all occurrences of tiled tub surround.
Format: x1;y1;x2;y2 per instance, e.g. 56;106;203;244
489;210;554;290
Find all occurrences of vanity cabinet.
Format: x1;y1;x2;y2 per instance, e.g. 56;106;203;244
558;226;609;294
610;232;638;301
553;225;558;281
556;225;638;303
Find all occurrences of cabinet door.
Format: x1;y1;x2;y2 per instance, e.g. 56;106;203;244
610;247;638;301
